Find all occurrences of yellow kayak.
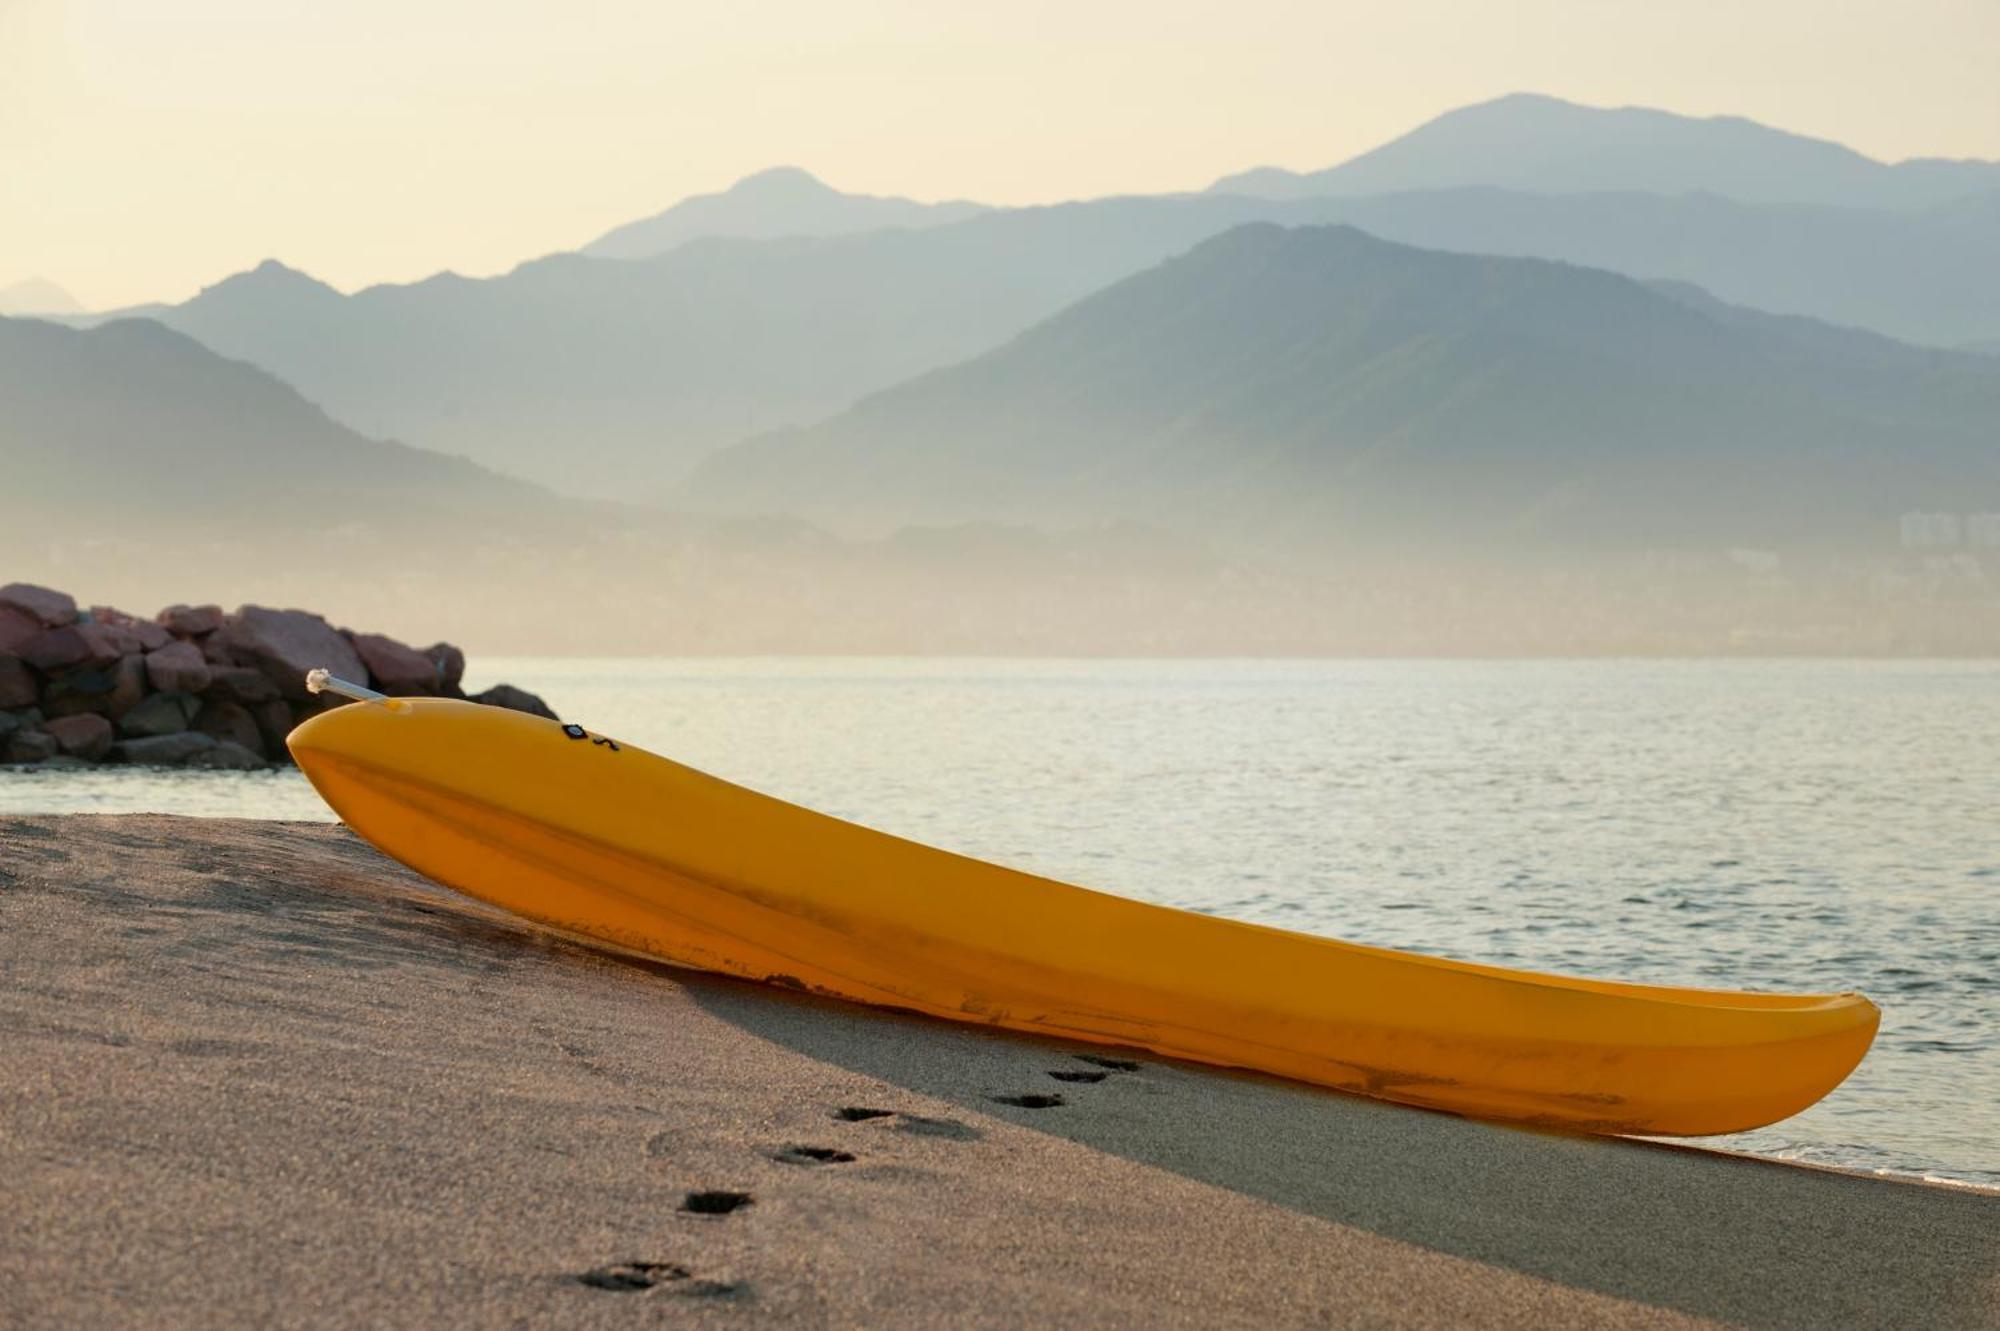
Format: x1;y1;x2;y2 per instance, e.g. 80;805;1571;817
289;691;1878;1136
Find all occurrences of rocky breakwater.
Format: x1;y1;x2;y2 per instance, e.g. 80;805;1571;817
0;582;553;770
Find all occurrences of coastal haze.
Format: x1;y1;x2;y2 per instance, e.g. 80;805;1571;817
7;91;2000;654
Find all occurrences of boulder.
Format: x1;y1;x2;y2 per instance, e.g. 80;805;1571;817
115;731;218;766
193;700;266;757
198;633;242;667
158;603;225;637
251;700;297;757
204;666;279;705
0;711;23;740
424;642;466;692
91;606;170;652
0;605;41;654
470;683;557;720
18;628;83;673
185;741;267;771
44;712;113;761
18;623;123;674
0;653;34;709
106;654;149;718
93;621;146;656
4;729;59;764
145;640;213;694
347;632;436;695
38;667;120;718
0;583;77;628
32;754;93;770
120;690;199;738
217;606;365;701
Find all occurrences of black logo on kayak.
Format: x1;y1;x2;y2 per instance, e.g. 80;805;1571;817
560;722;620;752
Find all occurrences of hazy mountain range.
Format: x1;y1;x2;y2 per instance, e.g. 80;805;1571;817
0;316;538;526
55;192;2000;503
66;195;1288;495
1211;92;2000;211
581;165;988;259
48;96;2000;505
686;224;2000;554
10;92;2000;652
0;314;1252;654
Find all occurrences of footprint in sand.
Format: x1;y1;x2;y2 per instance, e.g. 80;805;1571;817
893;1113;981;1141
832;1106;983;1140
1045;1069;1107;1083
774;1145;856;1166
1074;1054;1144;1072
681;1190;754;1215
576;1262;744;1298
577;1261;688;1291
987;1092;1065;1109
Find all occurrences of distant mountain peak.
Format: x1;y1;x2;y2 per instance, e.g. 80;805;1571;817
246;257;331;284
730;165;836;192
0;277;85;316
581;168;989;260
194;260;342;304
1208;93;2000;211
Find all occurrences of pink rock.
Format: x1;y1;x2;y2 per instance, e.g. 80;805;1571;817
91;621;146;656
186;740;266;771
0;583;78;628
37;664;121;718
471;683;557;720
44;712;113;761
157;603;225;637
18;624;123;673
119;691;198;739
0;605;41;654
347;632;436;695
145;640;213;694
4;729;58;764
193;699;267;757
216;606;365;702
106;654;149;718
18;629;85;673
116;731;215;765
0;653;35;709
250;700;296;756
203;667;279;705
424;642;466;691
92;606;170;652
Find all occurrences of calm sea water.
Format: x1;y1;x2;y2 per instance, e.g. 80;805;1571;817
6;658;1996;1188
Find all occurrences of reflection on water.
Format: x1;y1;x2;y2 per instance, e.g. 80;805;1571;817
6;657;1996;1187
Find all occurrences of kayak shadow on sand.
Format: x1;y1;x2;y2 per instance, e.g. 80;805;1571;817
674;969;1999;1331
140;815;1984;1330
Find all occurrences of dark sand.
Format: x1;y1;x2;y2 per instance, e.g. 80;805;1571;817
0;815;1993;1329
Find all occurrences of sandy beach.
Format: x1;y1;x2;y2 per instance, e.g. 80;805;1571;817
0;815;1993;1328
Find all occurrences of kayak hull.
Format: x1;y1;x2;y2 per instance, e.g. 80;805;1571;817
290;698;1878;1136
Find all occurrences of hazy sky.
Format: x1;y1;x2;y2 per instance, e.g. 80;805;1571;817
5;0;1997;309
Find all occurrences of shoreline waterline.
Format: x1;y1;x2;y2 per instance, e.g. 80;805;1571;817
5;656;1996;1188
